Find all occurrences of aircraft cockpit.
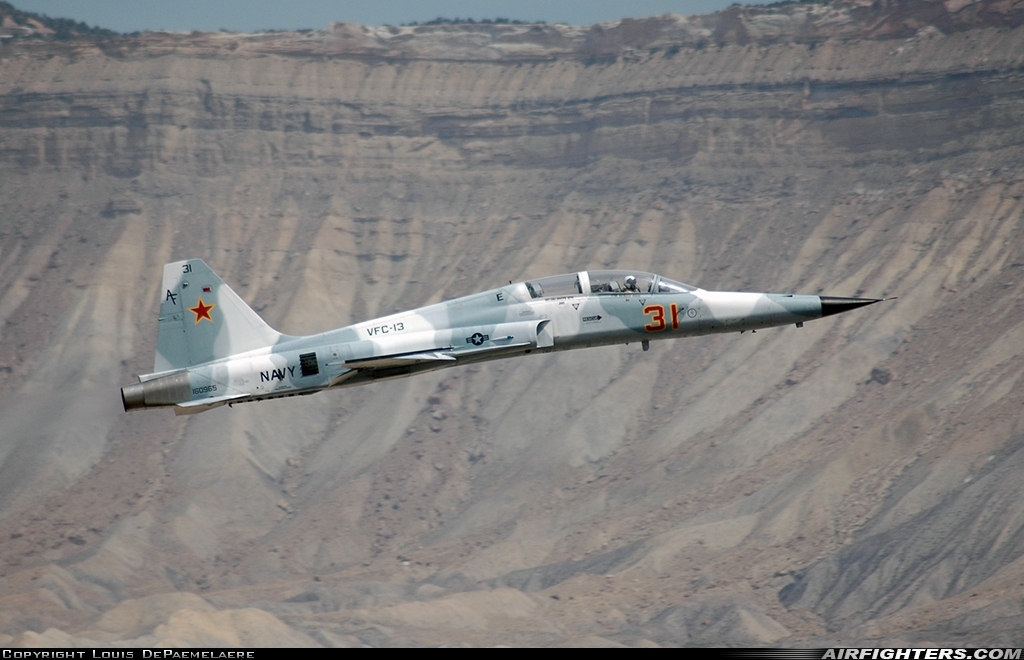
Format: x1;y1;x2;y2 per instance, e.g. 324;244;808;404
523;270;695;299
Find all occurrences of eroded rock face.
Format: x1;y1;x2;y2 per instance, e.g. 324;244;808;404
1;0;1023;647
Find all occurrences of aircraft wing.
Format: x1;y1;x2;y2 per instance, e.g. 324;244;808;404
341;337;535;371
342;347;458;370
319;321;548;388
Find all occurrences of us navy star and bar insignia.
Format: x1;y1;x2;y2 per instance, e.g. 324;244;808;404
189;297;216;324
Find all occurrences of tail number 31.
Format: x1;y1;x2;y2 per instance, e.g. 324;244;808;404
644;304;683;332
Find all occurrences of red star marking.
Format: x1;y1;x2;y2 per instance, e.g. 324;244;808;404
189;297;216;325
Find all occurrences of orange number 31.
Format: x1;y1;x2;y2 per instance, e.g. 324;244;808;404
644;305;667;332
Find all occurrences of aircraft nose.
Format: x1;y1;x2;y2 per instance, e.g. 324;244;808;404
819;295;884;318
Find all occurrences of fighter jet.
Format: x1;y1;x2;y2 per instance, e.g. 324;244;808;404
121;259;885;415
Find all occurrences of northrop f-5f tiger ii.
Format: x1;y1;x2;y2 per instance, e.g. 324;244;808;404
122;259;885;415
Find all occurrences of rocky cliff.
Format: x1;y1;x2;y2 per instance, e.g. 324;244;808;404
1;0;1023;646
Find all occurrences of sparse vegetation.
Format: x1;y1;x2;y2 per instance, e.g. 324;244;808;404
0;0;119;39
764;0;831;7
400;17;546;27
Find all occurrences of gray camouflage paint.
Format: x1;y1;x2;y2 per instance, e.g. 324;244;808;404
122;259;877;415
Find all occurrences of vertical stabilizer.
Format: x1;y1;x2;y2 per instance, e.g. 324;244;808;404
154;259;286;372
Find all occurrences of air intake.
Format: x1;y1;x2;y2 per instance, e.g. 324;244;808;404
299;352;319;377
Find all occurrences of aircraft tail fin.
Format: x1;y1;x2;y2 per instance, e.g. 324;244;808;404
154;259;286;373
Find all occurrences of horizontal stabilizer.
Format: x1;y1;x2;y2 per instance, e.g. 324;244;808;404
173;392;251;416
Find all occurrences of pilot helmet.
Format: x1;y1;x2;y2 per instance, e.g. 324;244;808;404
624;275;636;287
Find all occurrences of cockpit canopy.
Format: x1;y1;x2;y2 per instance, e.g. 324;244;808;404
523;270;695;299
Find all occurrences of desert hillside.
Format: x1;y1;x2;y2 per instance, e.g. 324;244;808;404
1;0;1024;646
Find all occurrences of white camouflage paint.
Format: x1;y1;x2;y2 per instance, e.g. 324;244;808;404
122;259;882;415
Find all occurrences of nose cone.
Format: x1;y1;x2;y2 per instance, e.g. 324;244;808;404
819;296;884;318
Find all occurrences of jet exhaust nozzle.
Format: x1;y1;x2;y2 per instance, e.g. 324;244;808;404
819;295;883;318
121;371;192;412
